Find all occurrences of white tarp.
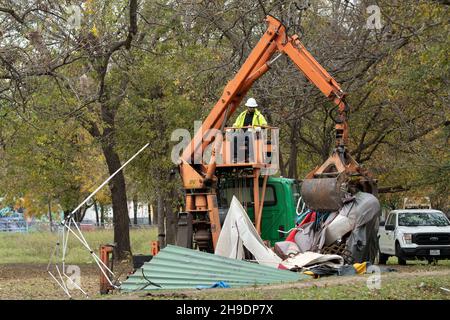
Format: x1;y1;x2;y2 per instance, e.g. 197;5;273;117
214;196;282;268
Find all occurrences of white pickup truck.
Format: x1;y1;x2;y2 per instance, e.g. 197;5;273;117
378;209;450;265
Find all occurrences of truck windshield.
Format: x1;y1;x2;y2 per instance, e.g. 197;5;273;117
398;212;450;227
218;183;277;208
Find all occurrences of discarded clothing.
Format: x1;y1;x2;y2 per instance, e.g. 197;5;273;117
306;264;339;276
285;211;315;242
304;263;364;277
304;261;397;277
353;262;368;274
295;210;309;225
294;221;317;253
336;264;359;276
299;211;316;227
286;211;337;246
335;262;371;276
293;211;338;253
285;228;297;242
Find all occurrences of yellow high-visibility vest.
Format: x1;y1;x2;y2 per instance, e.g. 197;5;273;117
233;109;268;127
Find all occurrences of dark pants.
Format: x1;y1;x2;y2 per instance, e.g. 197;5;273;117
233;135;251;162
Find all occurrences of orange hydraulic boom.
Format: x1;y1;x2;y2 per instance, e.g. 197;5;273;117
177;15;375;252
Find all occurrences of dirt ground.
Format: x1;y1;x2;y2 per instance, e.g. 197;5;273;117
1;262;450;300
0;264;102;299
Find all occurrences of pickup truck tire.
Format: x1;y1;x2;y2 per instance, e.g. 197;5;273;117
395;242;407;265
378;251;389;265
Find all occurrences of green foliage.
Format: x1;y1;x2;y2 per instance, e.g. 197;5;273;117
0;0;448;218
116;32;222;202
0;74;110;215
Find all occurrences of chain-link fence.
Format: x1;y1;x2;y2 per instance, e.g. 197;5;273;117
0;218;28;232
0;219;154;233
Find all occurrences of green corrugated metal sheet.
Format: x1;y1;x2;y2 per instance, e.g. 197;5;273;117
120;245;305;291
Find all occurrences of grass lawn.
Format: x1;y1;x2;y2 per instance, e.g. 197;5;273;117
0;227;157;264
186;273;450;300
1;228;450;300
386;256;450;266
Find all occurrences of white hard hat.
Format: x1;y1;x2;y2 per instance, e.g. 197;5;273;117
245;97;258;107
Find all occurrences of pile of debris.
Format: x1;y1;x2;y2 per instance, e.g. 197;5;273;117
215;194;382;277
274;191;382;274
120;192;382;292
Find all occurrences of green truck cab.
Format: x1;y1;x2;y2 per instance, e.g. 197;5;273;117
218;176;301;246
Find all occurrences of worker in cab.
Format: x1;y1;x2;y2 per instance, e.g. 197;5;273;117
231;98;268;163
233;98;268;129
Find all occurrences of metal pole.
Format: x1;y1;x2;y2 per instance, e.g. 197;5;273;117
63;142;150;223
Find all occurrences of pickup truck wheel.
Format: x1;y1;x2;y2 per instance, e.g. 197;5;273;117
395;242;407;265
379;251;389;265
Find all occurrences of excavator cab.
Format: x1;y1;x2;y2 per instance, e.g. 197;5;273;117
218;125;278;170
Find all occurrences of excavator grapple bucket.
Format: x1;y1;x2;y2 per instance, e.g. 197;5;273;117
301;176;346;212
300;150;376;212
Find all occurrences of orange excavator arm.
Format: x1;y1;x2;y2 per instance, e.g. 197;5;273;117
177;15;375;251
180;15;350;188
271;17;349;148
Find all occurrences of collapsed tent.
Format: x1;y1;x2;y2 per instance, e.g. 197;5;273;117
280;191;381;264
215;196;350;274
337;192;381;263
215;196;282;268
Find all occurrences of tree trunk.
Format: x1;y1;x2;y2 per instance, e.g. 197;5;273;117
80;205;88;222
94;200;100;226
279;148;287;177
153;202;158;225
48;200;53;232
102;145;131;260
165;182;180;245
74;204;88;223
133;194;138;226
63;210;70;220
147;203;152;225
157;191;166;248
100;204;105;227
165;199;176;245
